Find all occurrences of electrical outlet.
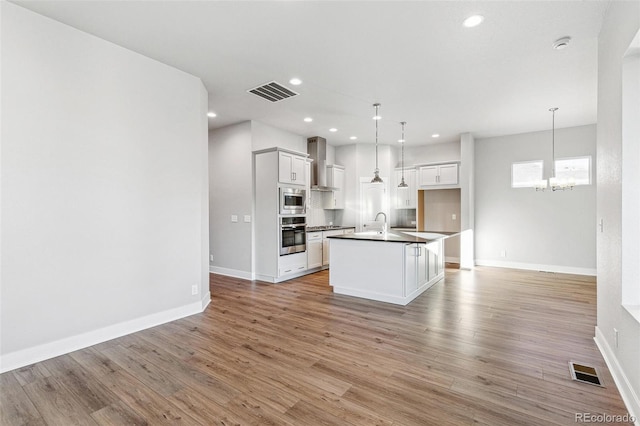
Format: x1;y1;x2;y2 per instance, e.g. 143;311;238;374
452;213;457;220
210;254;214;262
614;328;619;348
500;250;506;258
191;285;198;296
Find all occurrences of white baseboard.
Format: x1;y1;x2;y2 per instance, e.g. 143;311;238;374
201;291;211;310
475;259;596;276
0;299;207;374
594;326;640;425
210;265;254;280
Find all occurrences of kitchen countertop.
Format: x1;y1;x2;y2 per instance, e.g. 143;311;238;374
327;230;457;243
306;225;356;232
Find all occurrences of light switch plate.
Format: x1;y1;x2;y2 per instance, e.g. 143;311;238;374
244;215;251;223
231;215;238;222
452;214;457;220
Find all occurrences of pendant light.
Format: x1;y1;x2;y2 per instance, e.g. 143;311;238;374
371;103;383;183
398;121;409;188
535;107;574;192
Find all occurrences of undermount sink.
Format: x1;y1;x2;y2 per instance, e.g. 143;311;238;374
354;231;402;238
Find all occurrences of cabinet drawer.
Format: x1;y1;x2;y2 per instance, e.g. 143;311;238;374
278;252;307;276
279;264;307;276
307;231;322;241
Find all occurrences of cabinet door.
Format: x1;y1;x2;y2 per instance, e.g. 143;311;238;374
279;152;306;184
292;155;306;185
325;166;345;210
438;164;458;185
404;244;418;296
417;244;427;286
395;170;406;208
322;239;330;266
278;152;294;184
406;169;417;208
396;169;416;208
418;166;439;186
333;167;345;209
427;241;440;281
307;241;323;269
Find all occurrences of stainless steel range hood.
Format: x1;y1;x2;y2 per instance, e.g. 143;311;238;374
307;136;337;191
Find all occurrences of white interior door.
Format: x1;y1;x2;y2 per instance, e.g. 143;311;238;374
359;179;389;232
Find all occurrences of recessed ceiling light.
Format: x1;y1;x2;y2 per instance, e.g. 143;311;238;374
463;15;484;28
207;112;217;118
304;117;313;122
552;36;572;50
329;128;338;132
289;78;302;85
350;136;357;140
432;134;440;138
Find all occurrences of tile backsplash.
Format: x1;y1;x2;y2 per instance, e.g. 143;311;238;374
307;191;335;226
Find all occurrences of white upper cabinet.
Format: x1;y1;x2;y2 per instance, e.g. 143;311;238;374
395;168;416;209
324;165;345;209
438;164;458;185
418;163;458;186
279;151;307;185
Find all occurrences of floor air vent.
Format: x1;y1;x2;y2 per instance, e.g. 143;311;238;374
569;362;603;387
247;81;298;102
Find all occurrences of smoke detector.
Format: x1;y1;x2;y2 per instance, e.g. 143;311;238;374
553;37;572;50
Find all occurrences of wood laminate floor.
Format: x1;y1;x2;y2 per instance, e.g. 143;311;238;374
1;267;633;425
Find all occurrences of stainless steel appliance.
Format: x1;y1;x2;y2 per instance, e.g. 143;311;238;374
280;216;306;255
280;187;306;215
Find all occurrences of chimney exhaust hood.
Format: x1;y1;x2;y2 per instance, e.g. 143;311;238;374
307;136;337;191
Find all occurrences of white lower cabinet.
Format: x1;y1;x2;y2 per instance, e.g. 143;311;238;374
427;240;441;281
322;229;345;266
307;231;323;269
278;252;307;277
404;243;428;296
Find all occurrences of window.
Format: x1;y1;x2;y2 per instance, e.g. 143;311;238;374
512;160;543;188
554;156;592;186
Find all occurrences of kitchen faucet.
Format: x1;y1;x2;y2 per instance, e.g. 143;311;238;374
374;211;387;234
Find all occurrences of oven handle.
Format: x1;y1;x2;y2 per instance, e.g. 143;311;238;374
281;224;306;229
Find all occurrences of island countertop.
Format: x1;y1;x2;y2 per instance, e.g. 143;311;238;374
327;230;457;243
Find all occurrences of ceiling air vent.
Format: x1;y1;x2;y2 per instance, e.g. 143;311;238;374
247;81;298;102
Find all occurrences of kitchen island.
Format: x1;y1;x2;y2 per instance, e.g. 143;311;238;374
327;230;456;305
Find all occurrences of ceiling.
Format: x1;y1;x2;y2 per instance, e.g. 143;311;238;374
13;1;610;146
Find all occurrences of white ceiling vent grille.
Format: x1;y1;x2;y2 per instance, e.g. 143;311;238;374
247;81;298;102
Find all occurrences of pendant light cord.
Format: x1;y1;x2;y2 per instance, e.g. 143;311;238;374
375;104;379;171
401;122;406;182
552;108;555;177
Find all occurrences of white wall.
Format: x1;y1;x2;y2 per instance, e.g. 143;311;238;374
252;121;306;153
475;125;597;275
595;2;640;419
335;144;394;229
0;3;209;372
208;122;253;277
402;141;461;166
208;120;306;278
